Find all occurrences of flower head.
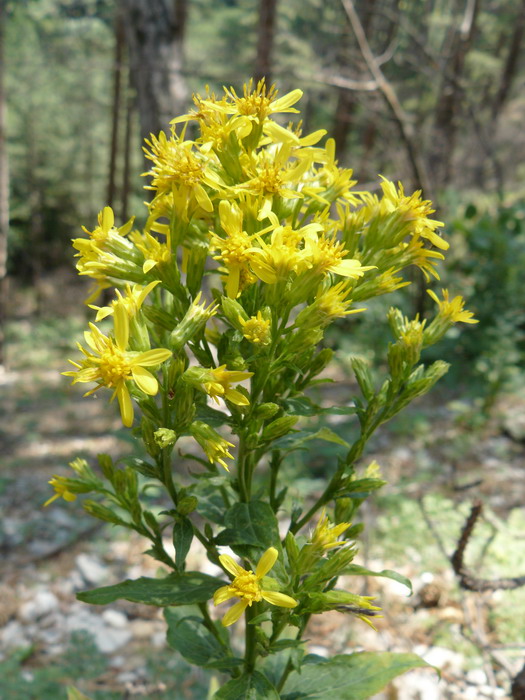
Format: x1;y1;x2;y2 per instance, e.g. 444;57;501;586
310;509;351;551
189;421;235;471
239;311;271;345
214;547;298;626
44;476;77;507
63;304;172;427
427;288;478;324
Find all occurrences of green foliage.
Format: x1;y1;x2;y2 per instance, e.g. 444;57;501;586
77;572;226;606
280;652;435;699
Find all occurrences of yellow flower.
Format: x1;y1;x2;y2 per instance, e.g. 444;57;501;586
143;130;218;212
310;509;351;551
211;200;271;297
203;366;253;406
379;178;448;250
44;476;77;507
89;281;160;321
189;421;235;471
129;230;171;274
63;304;172;427
427;288;478;324
204;79;302;123
214;547;298;626
303;230;375;280
239;311;271;345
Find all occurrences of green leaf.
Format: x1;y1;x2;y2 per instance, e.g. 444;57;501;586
214;671;280;699
281;652;434;699
275;427;349;451
284;397;356;417
173;517;194;569
344;565;412;595
215;501;280;549
196;403;233;427
165;606;236;669
67;689;93;700
77;572;225;606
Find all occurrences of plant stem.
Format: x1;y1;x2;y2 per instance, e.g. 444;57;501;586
244;603;259;673
275;614;311;692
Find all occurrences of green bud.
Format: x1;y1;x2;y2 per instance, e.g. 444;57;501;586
309;348;334;378
185;241;209;297
174;379;196;429
256;403;280;419
154;427;178;448
83;500;128;527
221;296;248;329
170;293;218;351
351;357;375;401
97;454;114;481
178;496;198;516
285;532;300;569
262;415;298;442
141;417;161;457
335;497;354;524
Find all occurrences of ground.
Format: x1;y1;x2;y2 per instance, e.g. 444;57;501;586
2;272;525;699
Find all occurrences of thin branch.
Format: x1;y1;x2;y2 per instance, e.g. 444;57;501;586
339;0;432;196
452;501;525;592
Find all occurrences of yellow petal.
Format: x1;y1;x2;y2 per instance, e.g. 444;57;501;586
102;206;114;232
213;586;236;606
255;547;278;579
222;599;249;627
261;590;298;608
271;89;303;112
219;554;246;578
135;348;172;367
224;388;250;406
143;259;158;273
117;383;134;427
113;303;129;350
195;184;213;213
131;366;158;395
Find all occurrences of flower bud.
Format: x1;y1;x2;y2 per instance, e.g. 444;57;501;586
262;415;298;442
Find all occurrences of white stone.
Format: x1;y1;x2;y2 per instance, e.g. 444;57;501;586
75;553;108;586
393;669;441;700
65;606;131;653
308;645;329;658
102;609;128;629
414;645;464;674
19;590;59;622
1;620;30;649
466;668;487;685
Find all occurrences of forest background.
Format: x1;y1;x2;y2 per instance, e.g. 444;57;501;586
2;0;525;699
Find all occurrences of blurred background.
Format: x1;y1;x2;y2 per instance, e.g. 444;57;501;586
1;1;525;698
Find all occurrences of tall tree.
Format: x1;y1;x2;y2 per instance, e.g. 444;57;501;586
254;0;278;85
0;0;9;365
122;0;188;141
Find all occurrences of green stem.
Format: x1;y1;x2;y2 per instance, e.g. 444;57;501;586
275;615;311;693
244;603;259;673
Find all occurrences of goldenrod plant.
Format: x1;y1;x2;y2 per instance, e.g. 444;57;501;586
54;80;476;698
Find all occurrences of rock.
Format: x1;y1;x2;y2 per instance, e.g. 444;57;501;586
75;553;108;586
66;606;132;653
102;609;128;629
466;668;487;685
393;669;441;700
414;645;464;675
1;620;30;650
19;590;59;622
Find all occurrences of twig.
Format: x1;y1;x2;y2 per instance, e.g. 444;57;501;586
339;0;432;196
452;502;525;592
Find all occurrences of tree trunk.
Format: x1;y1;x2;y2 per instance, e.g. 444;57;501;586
254;0;278;85
107;5;125;210
332;0;377;161
429;0;480;188
491;0;525;123
122;0;188;142
0;0;9;366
